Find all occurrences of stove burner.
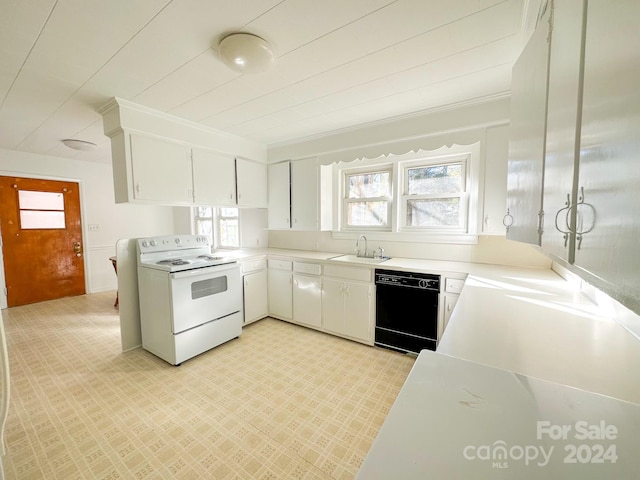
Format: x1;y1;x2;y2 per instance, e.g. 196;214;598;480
197;255;223;261
171;260;190;266
157;258;181;265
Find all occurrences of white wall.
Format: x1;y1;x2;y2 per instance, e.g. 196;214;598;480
0;148;175;299
267;98;549;268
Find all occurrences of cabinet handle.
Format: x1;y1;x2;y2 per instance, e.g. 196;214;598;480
554;194;572;248
135;183;141;194
573;187;596;250
502;209;514;232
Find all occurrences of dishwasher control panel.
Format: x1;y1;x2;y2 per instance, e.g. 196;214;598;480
375;270;440;291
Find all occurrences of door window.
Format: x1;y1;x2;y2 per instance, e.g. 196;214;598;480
18;190;66;229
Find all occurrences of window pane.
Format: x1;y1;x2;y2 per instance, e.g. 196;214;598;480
219;218;239;247
406;198;460;227
18;190;64;210
196;219;213;239
20;210;66;229
347;201;388;226
348;172;390;198
196;206;213;218
219;207;238;217
408;164;462;195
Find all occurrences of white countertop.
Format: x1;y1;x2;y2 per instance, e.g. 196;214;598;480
356;350;640;479
224;248;640;404
205;247;640;477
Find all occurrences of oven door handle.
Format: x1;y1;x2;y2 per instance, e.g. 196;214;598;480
170;262;238;280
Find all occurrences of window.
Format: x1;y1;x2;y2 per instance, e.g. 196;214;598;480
401;159;467;230
335;144;478;241
18;190;66;229
342;168;392;230
193;207;239;248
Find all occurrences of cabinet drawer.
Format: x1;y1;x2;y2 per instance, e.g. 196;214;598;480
323;264;372;282
445;278;465;294
268;259;292;271
242;258;267;274
293;262;321;275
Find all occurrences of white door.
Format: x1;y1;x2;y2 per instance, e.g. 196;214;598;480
268;268;292;320
268;162;291;229
237;158;267;208
343;282;372;343
192;148;236;205
130;134;192;204
243;270;268;324
293;273;322;328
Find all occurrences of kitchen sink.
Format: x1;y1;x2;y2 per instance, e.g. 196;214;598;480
329;254;391;265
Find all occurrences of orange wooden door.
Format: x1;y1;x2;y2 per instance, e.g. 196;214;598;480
0;176;86;306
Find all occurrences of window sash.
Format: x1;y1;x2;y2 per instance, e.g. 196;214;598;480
401;159;468;231
342;167;392;230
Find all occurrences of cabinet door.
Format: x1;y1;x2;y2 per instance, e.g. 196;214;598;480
268;162;291;229
192;148;236;206
541;0;586;262
438;293;459;341
268;268;292;320
482;125;509;235
243;270;268;325
293;274;322;328
129;134;192;204
574;0;640;313
342;282;373;343
321;278;345;335
505;5;551;244
237;158;267;208
291;158;318;230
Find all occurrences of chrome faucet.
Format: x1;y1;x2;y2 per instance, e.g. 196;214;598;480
356;235;368;257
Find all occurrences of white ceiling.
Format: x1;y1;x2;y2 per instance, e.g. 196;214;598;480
0;0;541;164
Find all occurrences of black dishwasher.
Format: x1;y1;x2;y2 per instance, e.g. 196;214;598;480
375;269;440;354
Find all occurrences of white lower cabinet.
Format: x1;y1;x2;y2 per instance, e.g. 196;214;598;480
293;274;322;328
292;262;322;328
321;267;374;345
242;258;268;325
268;259;292;320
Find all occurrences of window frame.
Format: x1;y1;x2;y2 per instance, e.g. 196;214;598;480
192;206;240;249
340;164;393;232
333;143;481;244
398;154;470;233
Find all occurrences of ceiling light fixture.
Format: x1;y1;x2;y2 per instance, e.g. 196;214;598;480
218;33;275;74
62;139;98;151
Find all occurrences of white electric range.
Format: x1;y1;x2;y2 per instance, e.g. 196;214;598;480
136;234;243;365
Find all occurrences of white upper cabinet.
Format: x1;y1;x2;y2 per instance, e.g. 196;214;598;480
101;98;268;207
573;0;640;313
291;158;332;231
541;0;586;263
268;158;332;231
236;158;268;208
191;148;236;206
268;162;291;229
129;134;193;205
505;4;551;245
482;125;509;235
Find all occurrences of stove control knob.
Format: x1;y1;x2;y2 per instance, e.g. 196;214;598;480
141;241;149;248
175;237;181;244
150;240;157;247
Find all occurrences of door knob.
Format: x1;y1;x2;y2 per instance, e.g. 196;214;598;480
73;241;83;257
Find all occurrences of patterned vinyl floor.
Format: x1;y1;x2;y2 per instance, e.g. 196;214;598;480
1;291;415;479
